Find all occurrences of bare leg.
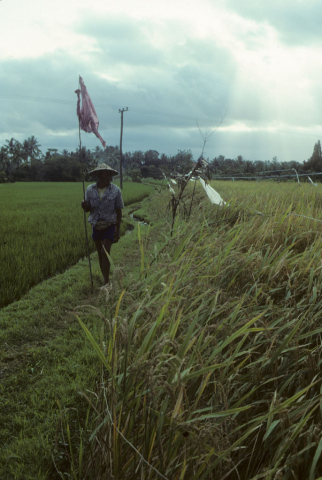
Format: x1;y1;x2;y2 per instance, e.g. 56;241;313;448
101;239;113;285
94;240;103;273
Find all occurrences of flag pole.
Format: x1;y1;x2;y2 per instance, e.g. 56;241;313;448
77;80;94;290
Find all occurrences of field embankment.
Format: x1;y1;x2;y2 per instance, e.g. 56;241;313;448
0;181;154;308
2;181;322;479
75;181;322;480
0;191;153;479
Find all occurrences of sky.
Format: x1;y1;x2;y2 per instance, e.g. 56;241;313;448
1;0;322;163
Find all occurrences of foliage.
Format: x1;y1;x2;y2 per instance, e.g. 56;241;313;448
1;136;322;184
303;140;322;173
3;182;322;478
0;200;152;480
0;258;108;479
74;182;322;479
0;182;154;308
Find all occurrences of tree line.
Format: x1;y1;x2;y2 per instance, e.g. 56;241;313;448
1;136;322;183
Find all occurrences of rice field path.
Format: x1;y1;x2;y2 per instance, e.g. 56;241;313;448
0;199;154;479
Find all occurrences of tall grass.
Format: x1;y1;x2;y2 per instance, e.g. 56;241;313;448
72;182;322;479
0;181;153;307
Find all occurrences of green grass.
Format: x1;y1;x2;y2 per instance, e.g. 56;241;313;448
73;182;322;479
0;261;101;479
0;203;151;480
3;181;322;479
0;181;153;307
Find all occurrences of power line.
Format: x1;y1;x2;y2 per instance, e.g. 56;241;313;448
257;169;297;174
0;93;215;123
213;172;322;180
1;92;321;138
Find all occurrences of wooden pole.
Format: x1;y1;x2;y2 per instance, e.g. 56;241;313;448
77;84;94;290
119;107;128;190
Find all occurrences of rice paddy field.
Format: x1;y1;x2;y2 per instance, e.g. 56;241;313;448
0;181;154;308
2;179;322;479
73;181;322;479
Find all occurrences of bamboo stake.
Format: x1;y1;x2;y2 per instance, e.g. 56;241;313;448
188;179;197;218
78;107;94;291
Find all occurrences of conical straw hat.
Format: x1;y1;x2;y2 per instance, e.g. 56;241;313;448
88;163;119;176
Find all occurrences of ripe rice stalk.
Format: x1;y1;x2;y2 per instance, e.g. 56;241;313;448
72;182;322;479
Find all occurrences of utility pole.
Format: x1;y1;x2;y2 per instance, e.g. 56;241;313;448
119;107;128;189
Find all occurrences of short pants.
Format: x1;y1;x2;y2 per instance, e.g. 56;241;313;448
92;224;116;243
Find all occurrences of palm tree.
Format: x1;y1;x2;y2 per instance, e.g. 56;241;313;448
93;145;103;162
22;136;41;164
4;138;23;169
0;146;11;178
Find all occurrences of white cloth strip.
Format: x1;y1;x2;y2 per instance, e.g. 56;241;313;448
199;178;226;205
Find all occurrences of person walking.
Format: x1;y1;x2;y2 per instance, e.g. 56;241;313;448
81;164;124;285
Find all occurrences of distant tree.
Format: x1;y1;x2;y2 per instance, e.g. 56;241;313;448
244;160;256;174
0;146;11;180
0;170;6;183
41;155;82;182
74;146;96;169
4;138;23;169
144;150;160;166
254;160;265;172
210;155;226;175
45;148;59;158
304;140;322;172
22;136;41;163
313;140;322;158
29;158;44;181
171;150;194;174
125;151;145;174
93;145;103;157
140;165;163;179
130;150;144;167
129;168;141;182
106;148;120;172
140;166;149;178
12;163;31;182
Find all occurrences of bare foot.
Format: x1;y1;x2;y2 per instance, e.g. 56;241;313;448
100;282;112;291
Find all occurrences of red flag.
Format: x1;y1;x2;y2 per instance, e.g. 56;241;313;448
75;76;107;148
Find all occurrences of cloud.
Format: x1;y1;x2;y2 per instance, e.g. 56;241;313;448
0;0;321;163
225;0;322;46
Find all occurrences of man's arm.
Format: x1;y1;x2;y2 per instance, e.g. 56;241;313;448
81;186;91;212
114;208;122;242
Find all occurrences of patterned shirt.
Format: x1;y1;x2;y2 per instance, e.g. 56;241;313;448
85;182;124;226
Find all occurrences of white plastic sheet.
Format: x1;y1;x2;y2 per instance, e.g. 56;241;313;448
308;176;317;187
167;183;175;195
199;178;226;205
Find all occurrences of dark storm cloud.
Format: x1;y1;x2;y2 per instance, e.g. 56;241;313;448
0;46;228;156
0;10;239;156
225;0;322;45
73;13;235;125
2;4;320;163
74;13;164;66
1;26;228;130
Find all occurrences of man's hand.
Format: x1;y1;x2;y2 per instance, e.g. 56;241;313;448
81;201;91;212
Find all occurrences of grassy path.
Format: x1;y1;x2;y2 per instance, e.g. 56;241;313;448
0;181;154;308
0;199;155;479
3;182;322;479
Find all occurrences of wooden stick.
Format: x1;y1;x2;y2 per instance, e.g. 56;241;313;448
78;107;94;290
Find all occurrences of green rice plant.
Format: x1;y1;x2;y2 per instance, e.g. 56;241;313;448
70;182;322;479
0;181;153;307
